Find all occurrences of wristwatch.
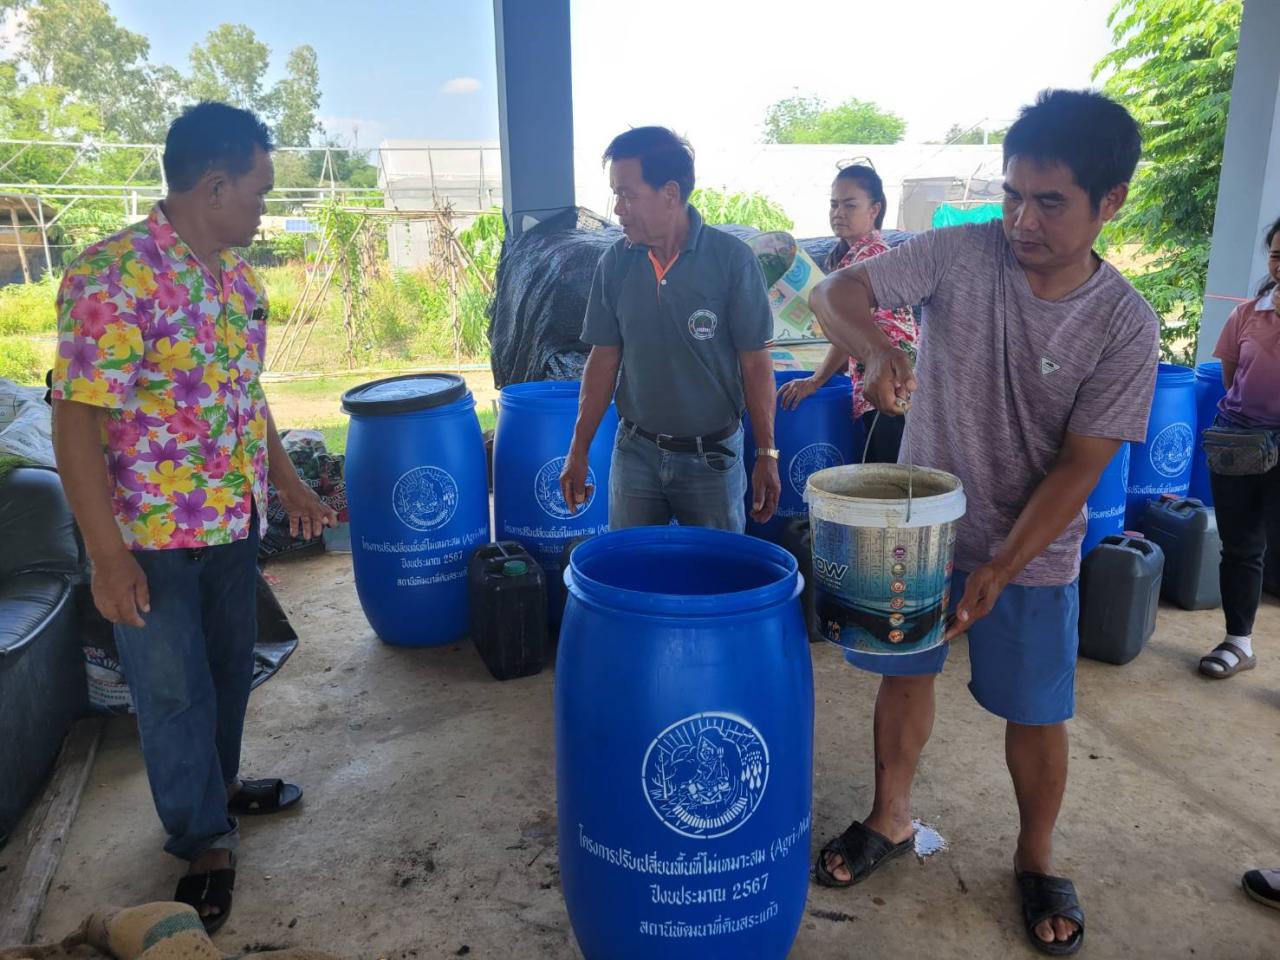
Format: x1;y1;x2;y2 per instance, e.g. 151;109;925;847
755;448;781;460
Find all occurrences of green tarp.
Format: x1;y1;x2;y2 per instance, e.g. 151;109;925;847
932;203;1003;228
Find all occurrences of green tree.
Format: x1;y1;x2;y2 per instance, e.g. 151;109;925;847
690;188;794;232
269;45;322;147
188;23;271;112
1095;0;1242;363
763;94;905;145
2;0;181;141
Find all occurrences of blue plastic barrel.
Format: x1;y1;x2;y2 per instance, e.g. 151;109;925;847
1189;360;1226;506
744;370;860;542
557;527;813;959
342;374;490;647
493;381;618;622
1083;443;1130;556
1126;363;1196;528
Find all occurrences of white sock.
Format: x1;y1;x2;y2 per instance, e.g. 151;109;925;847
1227;634;1254;657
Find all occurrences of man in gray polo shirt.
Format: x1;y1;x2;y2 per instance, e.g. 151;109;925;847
559;126;780;532
809;91;1159;955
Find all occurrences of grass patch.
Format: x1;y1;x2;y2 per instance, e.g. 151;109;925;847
0;277;58;337
0;335;51;384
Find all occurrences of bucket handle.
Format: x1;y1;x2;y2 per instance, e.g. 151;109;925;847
862;396;915;522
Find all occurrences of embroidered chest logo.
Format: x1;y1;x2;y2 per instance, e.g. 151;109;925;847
688;309;719;341
1040;357;1062;375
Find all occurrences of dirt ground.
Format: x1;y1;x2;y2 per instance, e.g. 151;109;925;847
19;554;1280;960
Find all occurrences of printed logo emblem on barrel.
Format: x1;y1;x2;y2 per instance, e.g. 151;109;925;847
1150;422;1194;478
688;309;719;341
391;466;458;532
534;457;596;519
788;443;845;497
643;712;769;840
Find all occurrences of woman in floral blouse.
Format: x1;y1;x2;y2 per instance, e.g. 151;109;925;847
779;163;918;462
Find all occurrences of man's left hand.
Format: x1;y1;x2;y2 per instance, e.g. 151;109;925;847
945;561;1013;641
277;480;339;540
750;457;781;525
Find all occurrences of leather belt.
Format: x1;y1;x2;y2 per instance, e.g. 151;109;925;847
621;419;738;454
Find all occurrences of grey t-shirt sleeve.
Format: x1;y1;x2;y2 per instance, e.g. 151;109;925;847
861;226;966;311
581;248;621;346
1067;300;1160;442
727;243;773;352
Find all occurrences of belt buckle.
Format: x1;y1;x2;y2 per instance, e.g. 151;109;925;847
655;433;674;449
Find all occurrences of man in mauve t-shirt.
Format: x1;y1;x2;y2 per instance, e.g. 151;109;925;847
808;90;1159;955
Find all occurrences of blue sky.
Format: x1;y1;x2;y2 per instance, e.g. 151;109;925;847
111;0;501;148
110;0;1116;150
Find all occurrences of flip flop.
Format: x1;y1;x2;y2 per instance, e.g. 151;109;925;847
228;778;303;815
1015;869;1085;956
813;820;915;888
1199;639;1257;679
175;853;236;935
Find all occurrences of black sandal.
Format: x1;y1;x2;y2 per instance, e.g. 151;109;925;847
813;820;915;888
174;855;236;935
228;778;303;815
1015;870;1085;956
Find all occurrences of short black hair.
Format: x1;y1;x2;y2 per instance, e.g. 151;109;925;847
163;102;274;192
602;126;695;201
834;164;887;230
1260;215;1280;296
1002;89;1141;211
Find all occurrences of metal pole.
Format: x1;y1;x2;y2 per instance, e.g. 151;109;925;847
10;208;31;283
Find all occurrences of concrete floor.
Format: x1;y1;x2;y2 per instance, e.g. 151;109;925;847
21;553;1280;959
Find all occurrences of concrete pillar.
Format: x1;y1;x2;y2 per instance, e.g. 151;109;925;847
1198;0;1280;362
493;0;576;236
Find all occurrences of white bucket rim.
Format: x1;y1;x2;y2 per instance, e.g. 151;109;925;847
805;464;966;529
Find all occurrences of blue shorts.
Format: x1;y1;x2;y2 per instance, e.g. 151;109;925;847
843;572;1080;725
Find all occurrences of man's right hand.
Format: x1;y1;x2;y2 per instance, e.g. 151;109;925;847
863;345;917;414
91;548;150;627
559;451;594;515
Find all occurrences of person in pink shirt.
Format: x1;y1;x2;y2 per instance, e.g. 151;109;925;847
1199;215;1280;680
779;163;918;463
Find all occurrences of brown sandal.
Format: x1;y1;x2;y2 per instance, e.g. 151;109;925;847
1199;639;1256;679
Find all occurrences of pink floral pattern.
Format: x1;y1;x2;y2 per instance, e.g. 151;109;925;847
52;205;270;550
837;232;920;417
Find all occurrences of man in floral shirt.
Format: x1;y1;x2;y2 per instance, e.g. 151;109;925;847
52;102;335;934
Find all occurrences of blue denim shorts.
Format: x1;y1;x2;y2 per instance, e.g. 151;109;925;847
844;571;1080;725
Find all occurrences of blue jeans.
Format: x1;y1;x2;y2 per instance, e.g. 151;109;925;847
608;422;747;532
114;521;259;861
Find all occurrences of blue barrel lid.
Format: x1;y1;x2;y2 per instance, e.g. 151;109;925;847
1156;362;1194;385
341;373;468;415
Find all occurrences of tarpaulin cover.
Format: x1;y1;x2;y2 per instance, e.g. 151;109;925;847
932;202;1002;228
487;207;911;386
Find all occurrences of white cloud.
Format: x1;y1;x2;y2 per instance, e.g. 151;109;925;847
442;77;482;95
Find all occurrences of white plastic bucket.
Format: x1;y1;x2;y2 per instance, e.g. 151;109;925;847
805;464;966;655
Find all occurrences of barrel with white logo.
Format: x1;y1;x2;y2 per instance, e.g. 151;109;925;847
557;527;812;959
1189;360;1226;506
1083;444;1130;556
744;370;859;543
342;374;490;646
1126;363;1196;528
493;381;619;622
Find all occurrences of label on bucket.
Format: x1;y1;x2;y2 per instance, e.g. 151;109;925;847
810;515;957;655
